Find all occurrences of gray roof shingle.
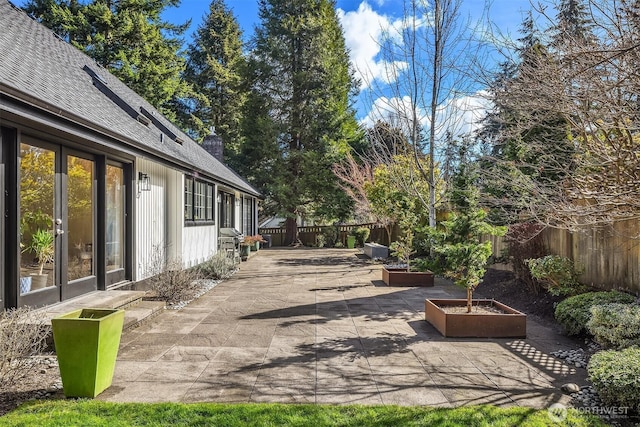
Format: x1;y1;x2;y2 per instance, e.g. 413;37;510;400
0;0;260;197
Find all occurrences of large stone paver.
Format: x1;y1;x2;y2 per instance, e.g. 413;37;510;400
99;248;587;408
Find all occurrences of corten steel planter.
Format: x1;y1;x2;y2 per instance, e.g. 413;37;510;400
52;308;125;398
382;266;434;287
424;299;526;338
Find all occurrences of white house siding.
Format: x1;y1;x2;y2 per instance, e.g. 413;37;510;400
182;224;217;268
135;161;256;278
135;158;181;280
181;176;217;267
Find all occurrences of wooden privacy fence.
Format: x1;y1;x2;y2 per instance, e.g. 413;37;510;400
485;220;640;294
259;223;395;248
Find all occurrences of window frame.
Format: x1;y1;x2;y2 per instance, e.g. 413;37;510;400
184;176;215;226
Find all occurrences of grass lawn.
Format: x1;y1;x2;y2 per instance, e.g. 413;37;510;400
0;401;605;426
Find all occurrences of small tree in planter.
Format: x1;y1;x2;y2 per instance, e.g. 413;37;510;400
432;209;505;312
364;154;431;245
389;210;418;269
431;161;506;312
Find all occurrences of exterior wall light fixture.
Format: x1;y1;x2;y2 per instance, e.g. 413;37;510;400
138;172;151;193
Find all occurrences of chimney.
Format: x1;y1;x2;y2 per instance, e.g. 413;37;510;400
202;127;224;162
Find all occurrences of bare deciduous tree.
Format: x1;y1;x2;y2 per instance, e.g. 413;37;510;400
331;153;375;222
361;0;488;228
481;0;640;232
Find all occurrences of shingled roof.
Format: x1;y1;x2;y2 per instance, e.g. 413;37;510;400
0;0;260;197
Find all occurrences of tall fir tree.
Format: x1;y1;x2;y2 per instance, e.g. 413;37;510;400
549;0;595;49
23;0;190;120
480;12;572;224
177;0;246;154
240;0;361;244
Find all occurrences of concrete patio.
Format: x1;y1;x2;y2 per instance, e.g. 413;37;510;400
99;247;586;407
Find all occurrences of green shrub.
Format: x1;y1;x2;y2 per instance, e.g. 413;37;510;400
588;347;640;411
554;291;636;336
526;255;586;296
587;303;640;349
199;250;238;280
320;227;337;247
350;227;370;247
411;257;444;274
315;234;326;248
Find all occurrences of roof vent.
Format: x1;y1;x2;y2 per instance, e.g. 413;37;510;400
174;136;184;145
137;114;151;126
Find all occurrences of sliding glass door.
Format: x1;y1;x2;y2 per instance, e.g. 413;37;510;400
19;139;97;305
106;163;126;285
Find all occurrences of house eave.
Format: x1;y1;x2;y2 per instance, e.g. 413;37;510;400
0;85;261;197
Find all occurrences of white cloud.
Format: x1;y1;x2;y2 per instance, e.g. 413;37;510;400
360;95;423;133
337;2;416;89
438;92;491;139
361;92;492;143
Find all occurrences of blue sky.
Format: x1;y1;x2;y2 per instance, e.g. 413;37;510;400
170;0;536;127
15;0;538;126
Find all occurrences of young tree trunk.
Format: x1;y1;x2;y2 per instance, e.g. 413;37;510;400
466;287;473;313
284;216;298;246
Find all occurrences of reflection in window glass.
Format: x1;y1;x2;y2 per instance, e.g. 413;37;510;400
67;155;94;281
195;181;206;220
206;184;214;221
184;178;193;220
19;143;56;292
106;165;124;271
184;177;215;224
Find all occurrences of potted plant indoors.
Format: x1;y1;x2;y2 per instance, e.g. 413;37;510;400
24;228;54;289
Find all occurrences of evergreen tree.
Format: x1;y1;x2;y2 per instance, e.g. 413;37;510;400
241;0;361;243
479;12;572;224
24;0;190;119
365;121;411;160
549;0;595;49
179;0;246;151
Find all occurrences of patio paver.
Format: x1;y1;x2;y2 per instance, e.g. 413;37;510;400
99;247;587;408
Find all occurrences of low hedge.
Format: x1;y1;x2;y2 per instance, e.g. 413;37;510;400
554;291;636;336
587;303;640;349
588;347;640;412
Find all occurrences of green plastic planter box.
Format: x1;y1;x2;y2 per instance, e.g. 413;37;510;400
346;236;356;249
51;308;125;398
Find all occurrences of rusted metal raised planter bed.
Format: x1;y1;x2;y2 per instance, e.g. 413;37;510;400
424;298;526;338
382;266;434;287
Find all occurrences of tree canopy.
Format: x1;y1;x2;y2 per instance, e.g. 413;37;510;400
177;0;246;152
238;0;362;243
24;0;190;120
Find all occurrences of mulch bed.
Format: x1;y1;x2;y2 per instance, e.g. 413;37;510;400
477;267;565;332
